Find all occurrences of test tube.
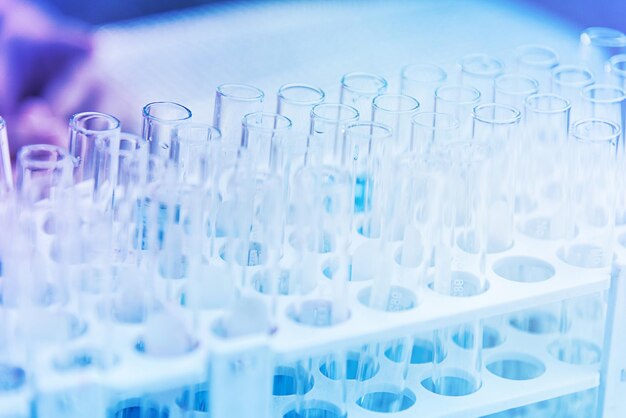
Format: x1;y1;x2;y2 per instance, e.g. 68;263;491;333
472;103;521;252
0;118;11;196
340;72;388;119
142;102;192;158
434;85;481;139
309;103;359;165
171;122;222;186
213;83;264;148
494;74;539;112
410;112;459;156
459;53;504;102
276;83;325;133
560;119;620;269
372;94;420;155
241;112;292;172
69;111;121;185
514;44;559;92
609;54;626;89
400;63;447;112
580;27;626;82
16;144;71;205
518;94;571;240
551;65;594;123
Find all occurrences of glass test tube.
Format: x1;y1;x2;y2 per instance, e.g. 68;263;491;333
435;85;481;140
472;103;521;252
372;94;420;155
551;65;594;123
410;112;459;156
458;53;504;102
0;118;11;196
309;103;359;165
171;123;222;186
213;83;264;148
514;44;559;92
609;54;626;89
494;74;539;111
277;83;325;133
400;63;447;112
518;94;571;240
561;119;620;269
340;72;388;120
241;112;292;172
580;27;626;82
142;101;192;158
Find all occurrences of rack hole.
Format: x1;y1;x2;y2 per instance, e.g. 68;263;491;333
288;300;350;327
356;388;416;413
319;352;379;381
385;338;445;364
422;369;481;396
273;366;314;396
548;339;601;365
283;400;343;418
0;364;25;391
358;286;416;312
452;325;504;349
493;256;555;283
429;271;488;297
557;244;609;269
486;354;545;380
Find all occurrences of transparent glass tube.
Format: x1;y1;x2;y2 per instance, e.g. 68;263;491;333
69;112;121;185
171;123;221;186
142;102;192;158
213;83;264;148
551;65;594;123
560;119;620;269
0;118;12;196
609;54;626;89
458;53;504;102
340;72;388;120
580;27;626;82
410;112;459;156
514;44;559;92
518;94;571;240
241;112;292;172
309;103;359;165
16;144;71;205
372;94;420;155
472;103;521;252
494;74;539;112
277;83;325;133
434;85;481;139
400;64;447;112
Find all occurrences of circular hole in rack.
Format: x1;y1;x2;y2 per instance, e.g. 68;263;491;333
273;365;314;396
385;338;446;364
557;244;609;269
421;368;481;396
547;339;601;365
283;400;344;418
319;351;379;381
486;353;546;380
452;325;504;350
253;269;312;296
428;271;488;297
357;286;416;312
176;389;209;413
509;311;560;334
519;216;571;241
492;256;555;283
112;399;162;418
356;387;416;413
287;300;350;327
0;364;26;392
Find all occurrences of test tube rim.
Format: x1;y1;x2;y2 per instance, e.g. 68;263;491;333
524;93;571;114
472;103;522;125
435;84;482;105
311;103;360;124
242;112;292;132
514;44;560;69
69;111;121;136
609;54;626;77
142;102;193;125
345;120;394;140
459;53;505;78
581;83;626;104
580;26;626;48
340;72;388;94
277;83;326;106
571;118;621;143
551;65;595;88
495;73;539;97
411;111;460;132
17;144;69;170
216;83;265;102
372;93;421;114
401;63;448;83
174;122;223;143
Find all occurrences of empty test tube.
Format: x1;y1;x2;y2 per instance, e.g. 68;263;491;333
277;83;325;132
494;74;539;111
142;101;192;158
459;53;504;102
580;27;626;82
434;85;481;139
609;54;626;89
171;122;222;186
401;63;447;112
309;103;359;165
410;111;459;156
551;65;594;123
213;83;264;148
515;44;559;92
340;72;388;119
371;94;420;155
0;118;11;196
241;112;292;172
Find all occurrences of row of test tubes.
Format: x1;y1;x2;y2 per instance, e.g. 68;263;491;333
0;27;624;418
